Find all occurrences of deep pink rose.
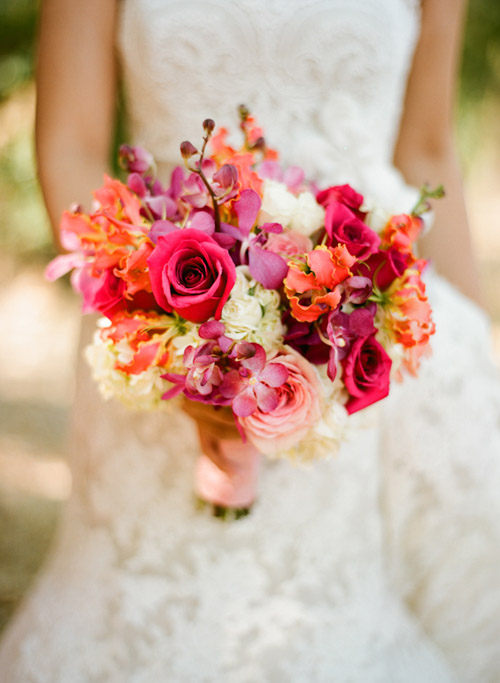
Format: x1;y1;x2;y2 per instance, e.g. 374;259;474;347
73;266;126;318
147;228;236;323
343;333;392;414
92;269;127;317
325;203;380;260
354;248;409;290
317;184;364;214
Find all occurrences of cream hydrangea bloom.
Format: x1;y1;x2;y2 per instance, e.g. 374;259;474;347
168;321;202;373
84;330;174;411
258;178;325;236
220;266;285;352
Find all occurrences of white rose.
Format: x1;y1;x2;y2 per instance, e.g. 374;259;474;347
258;179;325;237
290;191;325;236
221;266;284;352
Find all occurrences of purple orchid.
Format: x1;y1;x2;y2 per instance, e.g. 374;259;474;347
341;276;373;305
119;145;154;174
221;190;289;289
326;306;377;381
220;345;289;417
258;161;305;192
283;312;330;365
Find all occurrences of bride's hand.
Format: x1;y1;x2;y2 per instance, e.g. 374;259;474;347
182;398;242;467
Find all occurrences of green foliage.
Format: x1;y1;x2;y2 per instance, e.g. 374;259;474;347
0;0;38;101
0;130;54;259
460;0;500;107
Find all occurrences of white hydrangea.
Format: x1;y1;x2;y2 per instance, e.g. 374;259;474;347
221;266;285;352
361;199;391;234
168;321;202;373
258;178;325;236
84;331;174;412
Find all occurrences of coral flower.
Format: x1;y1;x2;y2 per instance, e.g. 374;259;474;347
284;244;356;322
380;214;423;253
384;263;436;365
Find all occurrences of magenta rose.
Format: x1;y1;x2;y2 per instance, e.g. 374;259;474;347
317;184;364;214
343;333;392;414
73;266;126;318
325;202;380;260
147;228;236;323
355;248;409;290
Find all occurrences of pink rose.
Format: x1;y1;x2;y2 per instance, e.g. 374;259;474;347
72;265;126;317
147;228;236;323
343;334;392;414
92;268;127;317
317;183;364;215
265;230;313;257
325;202;380;260
239;347;322;455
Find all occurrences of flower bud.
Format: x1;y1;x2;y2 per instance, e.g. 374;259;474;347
202;119;215;134
118;144;153;174
180;141;198;159
252;136;266;151
238;104;249;121
213;164;238;189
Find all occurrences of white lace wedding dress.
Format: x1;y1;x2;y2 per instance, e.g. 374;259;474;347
1;1;500;681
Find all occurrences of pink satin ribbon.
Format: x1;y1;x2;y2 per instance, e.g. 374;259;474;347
195;439;261;509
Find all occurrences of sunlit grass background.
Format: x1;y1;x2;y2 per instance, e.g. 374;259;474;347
0;0;499;633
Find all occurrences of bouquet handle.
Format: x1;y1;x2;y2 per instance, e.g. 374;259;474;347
195;438;261;517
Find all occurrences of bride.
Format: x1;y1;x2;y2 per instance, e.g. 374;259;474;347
1;0;499;680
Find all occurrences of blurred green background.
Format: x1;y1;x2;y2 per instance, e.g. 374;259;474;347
0;0;499;634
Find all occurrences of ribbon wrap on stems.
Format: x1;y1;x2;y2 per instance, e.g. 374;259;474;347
195;438;262;517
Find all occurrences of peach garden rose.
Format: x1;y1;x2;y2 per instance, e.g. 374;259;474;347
240;346;322;455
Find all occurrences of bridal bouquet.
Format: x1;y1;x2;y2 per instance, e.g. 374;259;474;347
46;107;438;514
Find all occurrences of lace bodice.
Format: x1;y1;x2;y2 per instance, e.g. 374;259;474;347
118;0;420;208
1;2;500;681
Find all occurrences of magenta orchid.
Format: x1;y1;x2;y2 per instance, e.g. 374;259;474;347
220;345;289;417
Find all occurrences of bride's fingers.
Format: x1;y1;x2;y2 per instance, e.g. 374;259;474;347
182;399;239;431
196;425;237;470
195;417;241;441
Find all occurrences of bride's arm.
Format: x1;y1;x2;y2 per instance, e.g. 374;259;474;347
36;0;118;250
394;0;483;305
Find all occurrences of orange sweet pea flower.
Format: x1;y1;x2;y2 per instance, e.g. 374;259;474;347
116;239;155;297
103;311;172;376
380;214;423;253
383;262;436;374
284;244;356;322
94;175;143;226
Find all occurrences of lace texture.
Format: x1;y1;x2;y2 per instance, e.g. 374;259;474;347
1;1;499;681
